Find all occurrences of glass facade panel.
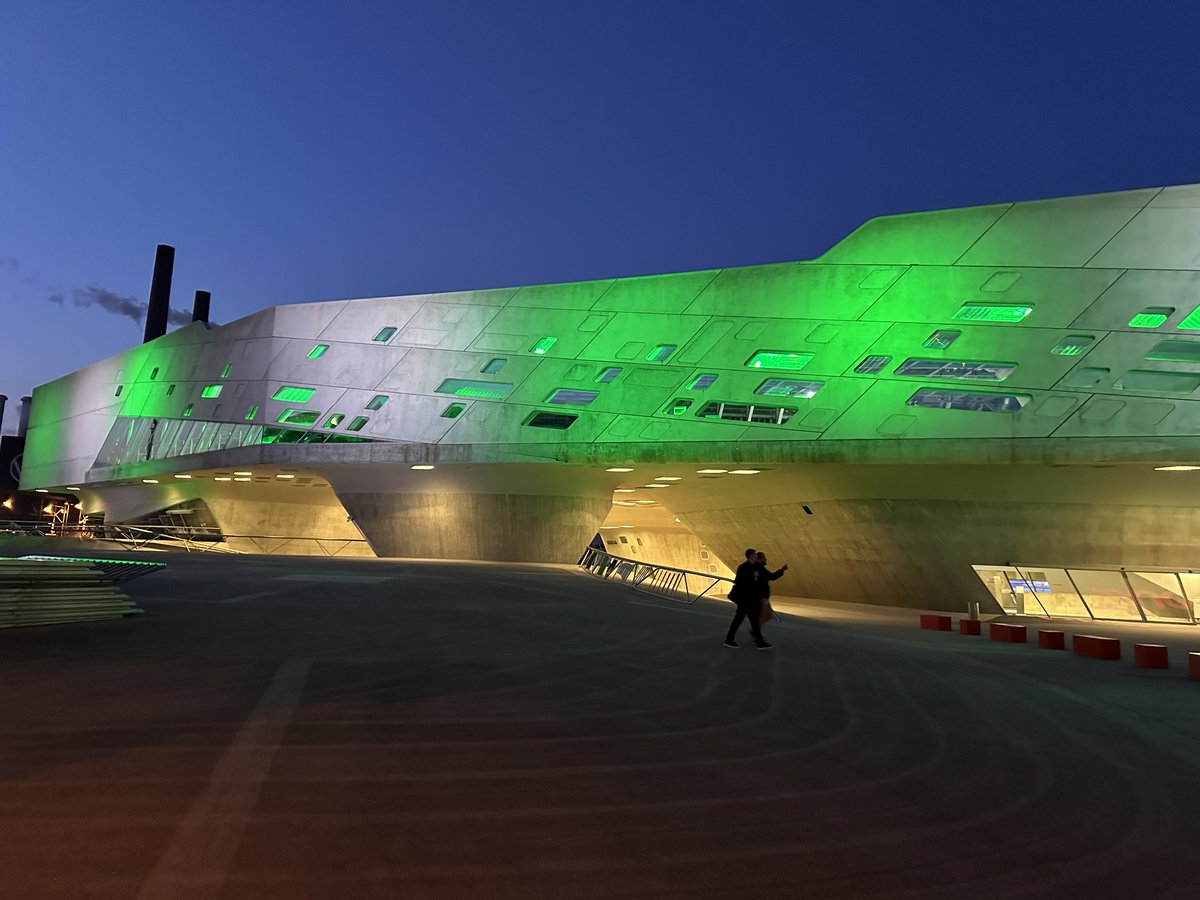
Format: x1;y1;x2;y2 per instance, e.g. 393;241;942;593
906;388;1030;413
953;303;1032;323
482;358;507;374
972;566;1023;614
923;330;961;350
854;355;891;374
696;401;798;424
1067;569;1142;620
366;395;388;410
374;326;397;342
1012;567;1089;617
277;409;321;426
435;378;514;399
201;384;222;398
272;386;316;403
595;367;622;383
754;378;824;398
525;411;577;429
745;350;813;370
689;373;718;390
1051;335;1095;356
645;344;676;362
347;416;369;432
308;344;329;359
1177;573;1200;620
895;359;1016;381
324;413;344;428
1127;572;1193;623
546;388;599;406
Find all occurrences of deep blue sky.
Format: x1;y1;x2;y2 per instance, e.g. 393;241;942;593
3;1;1199;429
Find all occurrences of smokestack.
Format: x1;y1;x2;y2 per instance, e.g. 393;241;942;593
17;396;31;438
192;290;211;324
142;244;175;343
0;394;7;435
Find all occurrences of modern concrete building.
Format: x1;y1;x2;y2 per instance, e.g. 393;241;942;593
21;183;1200;618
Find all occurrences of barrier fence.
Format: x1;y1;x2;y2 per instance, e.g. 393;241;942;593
578;546;735;605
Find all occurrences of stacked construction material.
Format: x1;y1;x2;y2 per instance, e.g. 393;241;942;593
0;558;144;629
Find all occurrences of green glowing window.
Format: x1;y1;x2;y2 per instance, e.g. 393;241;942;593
952;303;1033;323
895;359;1015;381
149;367;159;380
441;403;465;419
524;411;577;429
481;358;507;374
1051;335;1095;356
1129;307;1174;328
1146;340;1200;362
166;384;176;397
347;416;369;432
1114;370;1200;394
1177;307;1200;330
262;427;371;445
530;336;558;355
595;367;622;383
220;364;232;379
324;413;345;428
201;384;222;398
277;409;321;426
114;385;123;397
546;388;599;406
854;355;891;374
366;395;388;410
667;398;693;416
923;330;961;350
754;379;825;398
689;373;719;390
906;388;1029;413
745;351;813;370
435;378;514;399
308;344;329;359
182;403;193;417
374;326;398;342
271;386;316;403
245;404;259;421
697;401;798;424
646;344;677;362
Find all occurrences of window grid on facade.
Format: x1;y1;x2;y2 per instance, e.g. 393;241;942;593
696;401;798;424
201;384;222;398
1129;307;1174;328
1051;336;1095;356
923;330;961;350
894;359;1016;381
754;379;824;398
854;355;891;374
906;388;1030;413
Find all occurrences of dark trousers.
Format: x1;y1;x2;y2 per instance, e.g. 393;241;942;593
726;598;764;642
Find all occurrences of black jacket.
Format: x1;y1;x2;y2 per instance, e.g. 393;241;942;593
753;562;786;599
729;560;757;603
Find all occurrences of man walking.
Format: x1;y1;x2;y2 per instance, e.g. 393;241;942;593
725;548;770;650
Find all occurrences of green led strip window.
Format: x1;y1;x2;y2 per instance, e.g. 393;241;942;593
374;327;397;342
182;403;193;417
1177;307;1200;330
645;344;677;362
245;404;259;421
1129;307;1174;328
531;336;558;355
201;384;222;398
1146;340;1200;363
308;344;329;359
277;409;321;426
1051;336;1094;356
435;378;514;399
745;350;813;371
220;364;232;378
271;386;316;403
953;303;1033;323
754;379;824;398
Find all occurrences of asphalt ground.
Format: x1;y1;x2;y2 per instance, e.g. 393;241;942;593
2;551;1200;899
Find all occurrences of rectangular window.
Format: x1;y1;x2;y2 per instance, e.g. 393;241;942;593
854;355;891;374
271;386;316;403
1146;340;1200;363
308;344;329;359
481;358;507;374
114;385;123;397
1129;307;1174;328
696;401;798;424
441;403;465;418
546;388;599;406
923;330;961;350
220;363;232;379
1051;335;1095;356
277;409;322;426
435;378;514;399
595;367;622;383
245;404;259;421
524;411;577;429
201;384;222;398
1177;306;1200;330
905;388;1030;413
149;367;159;380
666;398;692;415
1114;370;1200;394
754;378;824;398
346;416;369;432
366;395;388;410
645;344;677;362
689;373;718;390
182;403;193;417
374;326;398;342
324;413;345;428
530;336;558;354
167;384;176;397
745;350;813;370
952;303;1032;323
894;359;1016;381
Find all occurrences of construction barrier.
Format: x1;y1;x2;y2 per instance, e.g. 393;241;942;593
958;619;981;635
1134;644;1169;669
1073;634;1121;660
1190;652;1200;680
1038;630;1066;650
989;623;1027;643
920;614;952;631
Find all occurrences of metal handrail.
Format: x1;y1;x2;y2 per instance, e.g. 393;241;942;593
577;546;734;605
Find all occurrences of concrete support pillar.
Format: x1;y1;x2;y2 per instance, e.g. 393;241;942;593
337;491;612;562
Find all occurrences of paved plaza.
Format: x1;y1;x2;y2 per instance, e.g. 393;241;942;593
2;552;1200;898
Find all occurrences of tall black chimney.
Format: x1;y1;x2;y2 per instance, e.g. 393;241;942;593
0;394;7;435
142;244;175;343
192;290;211;324
17;396;31;438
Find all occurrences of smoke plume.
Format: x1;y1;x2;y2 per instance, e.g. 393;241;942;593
47;285;193;327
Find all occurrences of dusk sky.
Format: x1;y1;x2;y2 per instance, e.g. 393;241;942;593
3;1;1199;431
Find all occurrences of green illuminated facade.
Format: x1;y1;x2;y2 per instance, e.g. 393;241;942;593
21;183;1200;616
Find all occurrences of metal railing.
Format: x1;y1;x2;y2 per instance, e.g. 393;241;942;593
0;520;371;557
577;546;734;605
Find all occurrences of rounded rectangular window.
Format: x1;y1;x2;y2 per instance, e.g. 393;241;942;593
854;355;891;374
923;330;961;350
1129;308;1174;328
272;386;316;403
524;411;577;429
530;337;557;355
546;388;599;406
366;395;389;410
308;344;330;359
745;350;813;370
346;416;369;432
373;327;398;342
645;344;677;362
952;303;1032;323
894;359;1015;381
595;367;622;383
754;379;824;398
906;388;1030;413
436;378;514;399
441;403;465;419
689;373;718;390
277;409;322;426
481;358;507;374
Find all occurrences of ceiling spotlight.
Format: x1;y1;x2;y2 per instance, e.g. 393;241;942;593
411;465;435;470
66;486;81;491
234;477;251;482
729;469;762;475
1154;465;1200;471
641;483;670;488
613;488;636;493
606;467;634;472
173;474;192;479
654;476;682;481
234;471;252;476
696;468;728;474
142;479;159;484
275;473;295;479
214;476;232;482
34;489;48;493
